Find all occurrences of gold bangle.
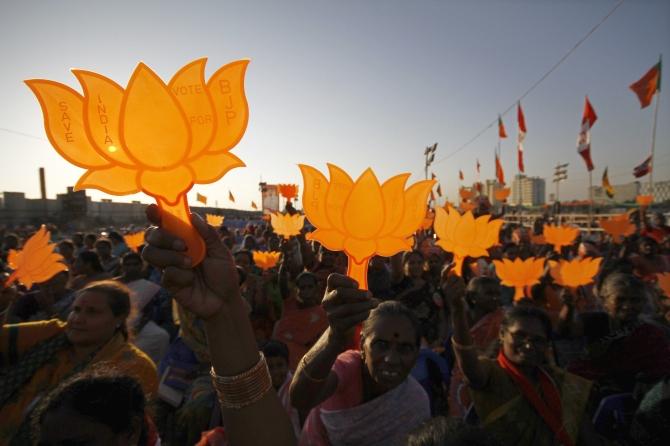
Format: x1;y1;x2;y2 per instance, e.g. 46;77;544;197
451;338;475;351
299;355;329;383
210;352;273;409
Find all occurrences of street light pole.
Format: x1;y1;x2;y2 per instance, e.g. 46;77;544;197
553;163;568;223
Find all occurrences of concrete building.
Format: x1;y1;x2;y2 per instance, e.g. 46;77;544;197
511;174;546;206
641;180;670;203
484;179;505;205
0;188;260;229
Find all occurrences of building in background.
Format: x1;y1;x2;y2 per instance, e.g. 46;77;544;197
511;174;546;207
484;179;505;205
590;180;670;204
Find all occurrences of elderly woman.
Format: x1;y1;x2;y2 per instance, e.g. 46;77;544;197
291;275;430;446
444;273;597;446
0;280;157;445
569;272;670;395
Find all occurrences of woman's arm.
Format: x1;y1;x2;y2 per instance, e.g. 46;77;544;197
290;274;375;411
441;269;489;388
142;208;295;446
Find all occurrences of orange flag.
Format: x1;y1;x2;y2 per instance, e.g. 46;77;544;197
630;58;662;109
228;190;235;203
498;115;507;138
251;201;258;209
495;152;505;185
196;193;207;205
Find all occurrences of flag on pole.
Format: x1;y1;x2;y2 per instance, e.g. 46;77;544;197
498;115;507;138
495;153;505;185
517;102;527;173
476;159;481;174
459;170;464;181
630;58;662;109
633;156;653;178
251;201;258;209
228;190;235;202
431;172;437;180
196;193;207;205
602;167;614;198
577;96;597;172
436;183;442;197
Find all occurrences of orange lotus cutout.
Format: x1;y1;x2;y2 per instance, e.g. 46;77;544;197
278;184;299;201
270;212;305;239
300;163;434;289
493;257;545;301
636;194;653;207
26;58;249;266
543;224;580;253
599;214;635;243
494;187;511;202
253;251;281;271
548;258;602;289
123;232;145;252
459;188;475;201
206;214;225;227
658;273;670;298
4;226;67;289
434;206;502;276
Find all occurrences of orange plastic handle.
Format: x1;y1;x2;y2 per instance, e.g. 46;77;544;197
157;195;206;266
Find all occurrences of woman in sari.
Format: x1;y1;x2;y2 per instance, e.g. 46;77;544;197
443;273;598;446
0;280;158;445
291;275;430;446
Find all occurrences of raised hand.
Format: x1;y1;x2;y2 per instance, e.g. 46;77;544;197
440;265;466;311
142;204;240;320
321;273;377;344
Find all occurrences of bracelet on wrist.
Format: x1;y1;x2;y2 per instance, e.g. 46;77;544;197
210;352;273;409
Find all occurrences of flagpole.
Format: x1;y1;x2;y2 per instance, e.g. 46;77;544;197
588;171;593;234
649;56;661;207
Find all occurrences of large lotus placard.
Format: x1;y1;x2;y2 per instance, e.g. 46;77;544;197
300;163;434;289
26;58;249;265
5;226;67;289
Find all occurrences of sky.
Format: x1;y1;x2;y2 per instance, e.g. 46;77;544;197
0;0;668;211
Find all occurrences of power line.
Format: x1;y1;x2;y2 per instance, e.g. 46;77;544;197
433;0;626;165
0;127;46;141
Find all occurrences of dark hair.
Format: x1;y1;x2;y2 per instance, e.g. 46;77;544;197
121;252;143;265
79;280;131;340
296;271;318;286
361;301;421;346
84;233;97;243
33;369;147;445
501;305;553;340
402;250;424;265
57;239;75;251
407;416;500;446
77;250;104;273
108;231;124;243
95;238;112;249
262;339;289;362
599;272;647;303
464;276;500;308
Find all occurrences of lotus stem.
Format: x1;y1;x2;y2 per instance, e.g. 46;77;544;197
156;194;206;267
453;255;465;277
2;271;18;289
347;257;369;291
513;286;525;301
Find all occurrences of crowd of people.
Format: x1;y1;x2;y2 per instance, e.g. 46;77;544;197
1;203;670;445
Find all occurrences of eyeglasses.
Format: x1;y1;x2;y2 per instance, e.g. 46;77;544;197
507;331;549;348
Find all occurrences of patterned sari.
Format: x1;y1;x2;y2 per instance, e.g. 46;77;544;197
0;319;157;445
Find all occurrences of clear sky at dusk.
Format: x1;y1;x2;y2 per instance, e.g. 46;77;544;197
1;0;668;210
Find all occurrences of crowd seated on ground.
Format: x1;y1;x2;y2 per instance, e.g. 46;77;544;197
0;205;669;445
